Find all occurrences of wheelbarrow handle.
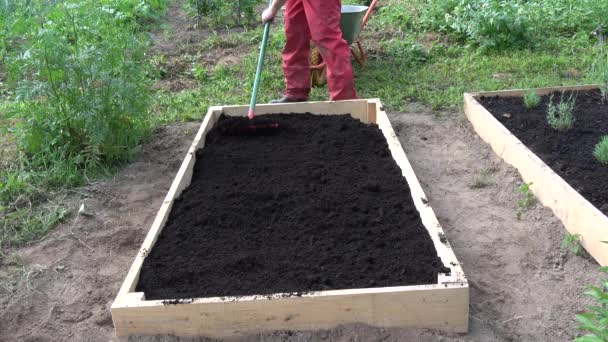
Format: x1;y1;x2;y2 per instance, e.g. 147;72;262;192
362;0;378;30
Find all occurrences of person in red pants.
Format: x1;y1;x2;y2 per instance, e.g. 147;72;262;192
262;0;358;102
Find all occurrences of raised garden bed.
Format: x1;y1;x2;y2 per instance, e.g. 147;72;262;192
464;85;608;265
111;99;468;338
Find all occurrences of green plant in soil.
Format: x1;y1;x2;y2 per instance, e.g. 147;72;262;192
561;233;583;256
516;182;535;220
470;167;496;189
594;136;608;165
575;266;608;342
523;90;541;109
546;94;576;131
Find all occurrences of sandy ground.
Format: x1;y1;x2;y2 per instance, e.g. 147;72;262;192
1;109;604;342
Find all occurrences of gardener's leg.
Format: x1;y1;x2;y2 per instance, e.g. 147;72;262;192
280;0;312;101
303;0;357;100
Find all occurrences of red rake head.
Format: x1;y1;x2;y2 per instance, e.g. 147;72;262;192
238;122;280;135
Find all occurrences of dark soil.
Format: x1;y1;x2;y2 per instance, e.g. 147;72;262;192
479;89;608;215
136;114;449;300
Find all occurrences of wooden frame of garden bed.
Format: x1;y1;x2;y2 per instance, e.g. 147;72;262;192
464;85;608;266
111;99;469;338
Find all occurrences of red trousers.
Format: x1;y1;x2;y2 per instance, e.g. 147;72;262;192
282;0;357;101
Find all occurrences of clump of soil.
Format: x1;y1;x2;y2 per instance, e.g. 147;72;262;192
480;89;608;215
136;114;449;300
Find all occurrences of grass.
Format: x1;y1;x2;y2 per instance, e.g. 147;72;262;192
0;251;43;295
155;26;593;122
470;167;497;189
594;135;608;165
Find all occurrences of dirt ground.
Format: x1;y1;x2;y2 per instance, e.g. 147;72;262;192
0;108;604;342
0;1;605;341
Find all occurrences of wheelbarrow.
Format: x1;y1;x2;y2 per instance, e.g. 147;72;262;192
311;1;377;86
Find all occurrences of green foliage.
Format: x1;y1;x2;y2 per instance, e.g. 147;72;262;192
594;136;608;165
0;0;168;247
373;0;414;32
516;182;535;220
9;1;152;167
379;39;428;65
561;233;582;256
546;94;576;131
447;0;529;50
523;90;541;109
575;266;608;342
188;0;263;27
407;0;608;50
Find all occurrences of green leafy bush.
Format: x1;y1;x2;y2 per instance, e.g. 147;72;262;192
594;136;608;165
447;0;529;49
406;0;608;50
523;90;540;109
9;1;152;167
0;0;167;247
546;94;576;131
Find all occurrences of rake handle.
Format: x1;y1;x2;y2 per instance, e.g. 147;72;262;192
248;0;274;120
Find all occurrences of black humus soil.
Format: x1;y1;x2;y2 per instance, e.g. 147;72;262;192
480;89;608;215
136;114;450;300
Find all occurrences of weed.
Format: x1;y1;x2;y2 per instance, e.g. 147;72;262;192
470;168;496;189
447;0;529;50
523;90;541;109
546;94;576;131
561;233;582;256
0;252;44;295
516;182;535;220
379;39;429;65
594;136;608;165
575;266;608;341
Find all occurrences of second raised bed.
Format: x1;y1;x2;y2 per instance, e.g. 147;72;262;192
465;85;608;265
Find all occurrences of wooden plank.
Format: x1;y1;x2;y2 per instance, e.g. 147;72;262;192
114;107;221;300
112;99;469;337
112;285;468;337
367;99;378;124
376;109;466;284
221;99;371;123
464;86;608;266
468;84;599;98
